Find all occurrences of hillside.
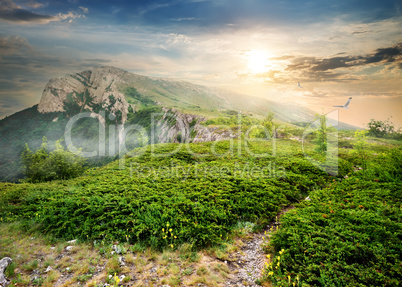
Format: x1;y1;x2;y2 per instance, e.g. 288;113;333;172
0;137;401;286
0;66;358;182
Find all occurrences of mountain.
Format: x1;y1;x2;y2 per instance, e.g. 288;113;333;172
0;66;356;182
36;66;319;122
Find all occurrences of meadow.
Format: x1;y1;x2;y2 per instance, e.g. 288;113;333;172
1;134;401;286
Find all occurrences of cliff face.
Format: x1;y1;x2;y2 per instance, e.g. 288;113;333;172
38;66;133;122
37;66;237;145
156;108;238;144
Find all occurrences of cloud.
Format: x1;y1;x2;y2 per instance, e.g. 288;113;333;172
287;43;402;78
167;33;193;45
365;44;402;64
138;2;173;16
0;35;33;54
169;17;198;21
79;6;89;14
0;0;85;24
21;0;43;9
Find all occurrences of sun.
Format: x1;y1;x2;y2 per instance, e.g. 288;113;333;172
246;50;271;74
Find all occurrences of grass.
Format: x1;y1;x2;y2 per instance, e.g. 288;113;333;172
0;221;242;286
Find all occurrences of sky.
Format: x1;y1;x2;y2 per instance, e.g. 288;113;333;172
0;0;401;128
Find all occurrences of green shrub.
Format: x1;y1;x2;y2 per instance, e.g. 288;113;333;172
1;140;321;249
262;179;402;286
21;137;86;183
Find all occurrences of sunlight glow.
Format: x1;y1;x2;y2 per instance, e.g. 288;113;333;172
246;50;271;74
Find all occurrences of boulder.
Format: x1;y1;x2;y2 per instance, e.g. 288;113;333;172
0;257;12;286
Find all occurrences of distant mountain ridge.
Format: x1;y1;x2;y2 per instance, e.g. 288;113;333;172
36;66;317;123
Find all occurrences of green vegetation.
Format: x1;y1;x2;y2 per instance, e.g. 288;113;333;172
314;114;330;153
0;127;401;286
353;130;369;178
21;137;86;183
367;118;402;140
260;142;402;286
205;114;259;127
123;87;156;108
0;105;66;182
1;139;328;250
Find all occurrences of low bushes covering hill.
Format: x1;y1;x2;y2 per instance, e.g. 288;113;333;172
1;140;327;250
1;137;401;286
260;146;402;286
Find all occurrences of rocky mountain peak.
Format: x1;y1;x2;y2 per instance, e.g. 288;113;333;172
37;66;132;122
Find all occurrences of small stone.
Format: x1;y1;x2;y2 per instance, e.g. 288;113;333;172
67;239;77;244
108;275;112;279
112;245;122;254
45;266;53;273
119;275;125;281
66;267;70;271
50;247;55;250
118;256;125;266
65;246;74;251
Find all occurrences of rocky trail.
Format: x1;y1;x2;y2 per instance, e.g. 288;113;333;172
225;206;295;287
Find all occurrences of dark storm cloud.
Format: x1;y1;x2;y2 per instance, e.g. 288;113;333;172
0;8;54;22
0;0;85;24
365;44;402;64
286;43;402;79
0;0;55;23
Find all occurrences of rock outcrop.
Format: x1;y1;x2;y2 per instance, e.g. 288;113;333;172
156;108;238;144
38;66;133;122
0;257;12;286
37;66;238;144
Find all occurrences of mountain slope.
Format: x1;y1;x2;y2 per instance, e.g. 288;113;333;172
0;66;356;182
37;66;319;122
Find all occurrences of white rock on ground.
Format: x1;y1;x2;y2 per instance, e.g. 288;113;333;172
45;266;53;273
65;246;74;251
0;257;12;286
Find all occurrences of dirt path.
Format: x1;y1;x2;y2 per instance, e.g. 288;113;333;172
225;206;295;287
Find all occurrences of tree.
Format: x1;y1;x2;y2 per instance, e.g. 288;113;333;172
21;137;86;183
259;111;278;138
367;118;402;140
367;118;394;138
314;114;328;153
